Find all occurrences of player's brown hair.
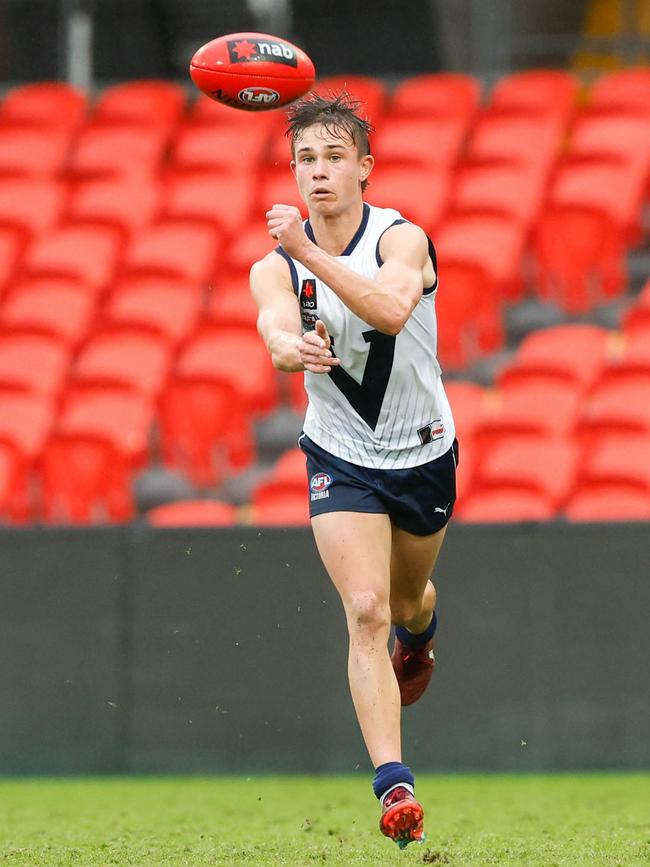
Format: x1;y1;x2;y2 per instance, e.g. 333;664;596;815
286;92;374;192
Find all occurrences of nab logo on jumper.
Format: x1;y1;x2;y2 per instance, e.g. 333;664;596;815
300;279;317;310
227;39;298;68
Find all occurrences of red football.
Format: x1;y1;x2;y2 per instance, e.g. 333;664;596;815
189;32;316;112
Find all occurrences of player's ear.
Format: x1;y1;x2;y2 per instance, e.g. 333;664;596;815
290;160;297;177
360;153;374;184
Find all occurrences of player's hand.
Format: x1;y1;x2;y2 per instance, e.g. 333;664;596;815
299;319;339;374
266;204;312;260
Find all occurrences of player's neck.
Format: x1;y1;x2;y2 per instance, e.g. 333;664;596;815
307;200;366;257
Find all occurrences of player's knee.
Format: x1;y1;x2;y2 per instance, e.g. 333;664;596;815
345;591;391;635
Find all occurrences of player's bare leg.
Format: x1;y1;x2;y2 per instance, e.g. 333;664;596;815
311;511;399;765
389;525;447;706
311;510;425;848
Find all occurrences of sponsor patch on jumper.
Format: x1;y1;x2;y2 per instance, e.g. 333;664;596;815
417;419;445;445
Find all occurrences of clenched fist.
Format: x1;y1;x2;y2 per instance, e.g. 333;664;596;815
266;203;312;260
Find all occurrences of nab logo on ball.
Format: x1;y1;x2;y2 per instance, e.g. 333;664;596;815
238;86;280;106
228;38;298;68
310;472;333;501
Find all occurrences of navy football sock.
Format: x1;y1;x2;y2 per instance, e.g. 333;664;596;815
372;761;415;801
395;611;437;648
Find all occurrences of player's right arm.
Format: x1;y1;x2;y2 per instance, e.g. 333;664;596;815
250;251;339;374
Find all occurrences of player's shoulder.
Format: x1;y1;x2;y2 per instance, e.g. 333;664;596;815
250;247;293;284
378;219;430;259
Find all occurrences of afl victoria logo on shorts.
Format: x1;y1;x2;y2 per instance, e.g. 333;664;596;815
310;472;332;501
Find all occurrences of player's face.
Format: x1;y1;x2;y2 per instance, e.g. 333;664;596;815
291;125;373;214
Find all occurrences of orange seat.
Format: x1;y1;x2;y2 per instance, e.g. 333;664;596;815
473;438;579;507
162;172;256;236
206;276;259;331
451;164;545;228
0;334;70;398
259;171;307;217
622;280;650;335
564;483;650;521
39;434;134;524
252;448;307;504
0;82;86;133
0;282;96;347
497;324;611;392
0;232;24;290
0;441;22;521
435;215;526;301
576;381;650;444
172;126;268;174
371;117;466;169
93;80;186;132
122;222;223;284
389;73;481;126
313;75;388;121
454;438;476;504
465;115;563;175
588;69;650;115
145;498;238;527
22;225;120;289
487;70;579;122
222;220;277;277
444;381;488;442
103;282;201;347
568;114;650;177
434;262;487;367
188;93;280;130
251;490;310;526
66;179;161;237
365;166;450;231
287;370;308;413
0;179;66;237
455;486;557;522
0;391;54;461
549;159;646;244
159;377;255;486
0;128;71;178
176;327;278;415
474;382;581;449
269;447;307;484
57;388;154;465
68;124;167;181
72;329;172;398
590;327;650;388
533;205;625;313
577;432;650;490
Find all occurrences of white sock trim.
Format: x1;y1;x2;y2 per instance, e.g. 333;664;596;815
380;781;414;805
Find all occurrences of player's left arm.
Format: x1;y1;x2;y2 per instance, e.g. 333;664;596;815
267;206;430;336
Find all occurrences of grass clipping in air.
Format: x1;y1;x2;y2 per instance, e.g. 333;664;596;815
1;774;649;865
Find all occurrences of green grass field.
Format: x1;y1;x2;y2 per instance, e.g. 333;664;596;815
1;774;648;866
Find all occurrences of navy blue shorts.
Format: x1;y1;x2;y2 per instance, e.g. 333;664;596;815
299;434;458;536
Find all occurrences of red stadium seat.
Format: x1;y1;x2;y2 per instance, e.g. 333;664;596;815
533;205;625;313
288;370;308;413
0;282;96;347
145;498;238;527
68;124;167;181
162;172;256;236
40;434;134;524
66;179;161;238
576;381;650;446
465;115;563;176
0;391;54;461
434;262;486;367
269;447;307;484
176;327;278;415
222;220;277;277
568;114;650;177
259;171;306;216
596;327;650;388
0;179;66;238
0;232;24;291
103;282;201;347
57;388;154;465
365;166;450;232
487;69;580;122
497;324;611;392
252;447;307;505
371;117;466;169
159;377;255;485
435;215;526;301
172;126;268;175
564;483;650;521
92;80;186;132
622;280;650;335
549;160;647;244
72;329;172;398
206;277;259;331
0;128;71;179
443;381;489;442
122;222;223;284
454;438;476;504
588;68;650;114
313;75;388;121
473;438;579;507
577;432;650;490
22;225;121;289
188;94;280;130
0;82;86;133
0;442;22;521
451;165;545;228
250;490;310;526
389;73;481;126
455;486;557;523
0;334;71;398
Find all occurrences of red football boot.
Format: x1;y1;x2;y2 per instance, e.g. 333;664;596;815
391;637;435;706
379;785;425;849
